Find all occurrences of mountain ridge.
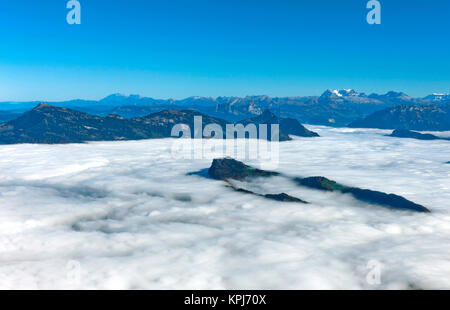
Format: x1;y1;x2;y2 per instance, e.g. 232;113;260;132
2;90;449;128
0;104;318;144
205;158;430;213
349;104;450;131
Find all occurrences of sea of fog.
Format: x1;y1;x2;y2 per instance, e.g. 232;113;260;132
0;127;449;289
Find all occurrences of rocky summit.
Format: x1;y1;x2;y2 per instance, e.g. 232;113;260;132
208;158;279;181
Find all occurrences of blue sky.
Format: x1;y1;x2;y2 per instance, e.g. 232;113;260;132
0;0;449;101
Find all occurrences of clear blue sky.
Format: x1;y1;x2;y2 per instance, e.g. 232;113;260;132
0;0;449;101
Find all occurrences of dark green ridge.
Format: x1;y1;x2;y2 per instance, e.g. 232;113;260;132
207;158;430;213
0;104;319;144
294;176;430;213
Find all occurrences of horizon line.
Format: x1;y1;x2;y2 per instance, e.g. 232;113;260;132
2;89;449;103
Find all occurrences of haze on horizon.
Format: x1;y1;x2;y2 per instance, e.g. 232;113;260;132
1;0;449;101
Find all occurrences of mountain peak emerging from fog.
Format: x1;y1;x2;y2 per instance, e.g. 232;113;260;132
206;158;430;213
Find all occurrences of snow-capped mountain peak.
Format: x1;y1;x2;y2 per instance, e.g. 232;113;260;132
320;89;359;99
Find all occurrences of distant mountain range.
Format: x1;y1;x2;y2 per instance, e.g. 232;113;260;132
2;90;449;128
0;104;318;144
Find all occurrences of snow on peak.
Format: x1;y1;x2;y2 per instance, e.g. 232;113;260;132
320;89;359;99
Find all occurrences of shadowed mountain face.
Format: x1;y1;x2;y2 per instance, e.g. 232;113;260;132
294;177;430;213
349;104;450;131
263;193;307;203
135;109;318;141
389;129;449;141
239;110;319;141
0;105;318;144
206;158;430;213
0;105;226;144
133;109;228;138
208;158;280;181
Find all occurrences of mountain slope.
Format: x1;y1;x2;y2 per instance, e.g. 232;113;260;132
348;104;450;131
239;110;319;140
134;109;228;138
0;111;22;123
0;105;318;144
0;104;159;144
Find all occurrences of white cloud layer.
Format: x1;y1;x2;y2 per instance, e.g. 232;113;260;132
0;127;449;289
